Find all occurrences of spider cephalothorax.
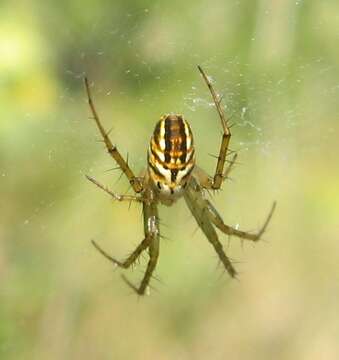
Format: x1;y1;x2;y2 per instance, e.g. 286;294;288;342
148;114;195;205
85;66;276;295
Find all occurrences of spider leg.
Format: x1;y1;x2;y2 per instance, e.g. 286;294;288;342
223;153;238;180
91;238;150;268
86;175;142;202
193;153;238;189
84;77;143;193
198;65;231;190
122;237;159;295
206;200;277;242
121;198;160;295
184;177;237;277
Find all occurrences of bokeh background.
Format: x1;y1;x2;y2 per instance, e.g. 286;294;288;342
1;0;339;359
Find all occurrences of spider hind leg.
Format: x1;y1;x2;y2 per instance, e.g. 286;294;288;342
206;201;277;242
91;238;150;269
119;200;160;295
184;177;237;278
122;237;159;295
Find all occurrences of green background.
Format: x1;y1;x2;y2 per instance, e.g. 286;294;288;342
1;0;339;359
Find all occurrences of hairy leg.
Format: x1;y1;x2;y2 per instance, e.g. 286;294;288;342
84;77;143;193
86;175;142;202
122;236;159;295
184;177;236;277
197;66;232;190
206;200;277;242
91;237;150;268
122;198;160;295
193;153;238;190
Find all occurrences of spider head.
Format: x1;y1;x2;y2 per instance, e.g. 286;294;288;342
148;114;195;202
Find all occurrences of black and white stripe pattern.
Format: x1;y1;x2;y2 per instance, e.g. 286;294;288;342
148;114;195;196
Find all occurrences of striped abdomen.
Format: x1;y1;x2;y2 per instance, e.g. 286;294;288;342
148;114;195;202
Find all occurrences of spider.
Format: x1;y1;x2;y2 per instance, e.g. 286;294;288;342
84;66;276;295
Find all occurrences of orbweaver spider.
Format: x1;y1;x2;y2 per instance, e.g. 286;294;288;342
84;66;276;295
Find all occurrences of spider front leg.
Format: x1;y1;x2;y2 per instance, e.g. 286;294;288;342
184;177;237;277
206;200;277;242
122;199;160;295
198;66;232;190
84;77;143;193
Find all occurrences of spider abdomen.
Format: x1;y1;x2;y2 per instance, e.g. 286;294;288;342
148;114;195;202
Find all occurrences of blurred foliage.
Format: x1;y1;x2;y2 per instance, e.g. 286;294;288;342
1;0;339;359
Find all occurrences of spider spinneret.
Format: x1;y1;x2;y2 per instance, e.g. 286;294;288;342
84;66;276;295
